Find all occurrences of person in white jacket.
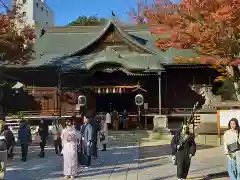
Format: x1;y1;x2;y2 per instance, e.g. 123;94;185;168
100;112;111;151
223;118;240;180
51;119;63;155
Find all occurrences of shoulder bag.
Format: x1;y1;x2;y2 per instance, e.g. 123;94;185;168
228;132;240;153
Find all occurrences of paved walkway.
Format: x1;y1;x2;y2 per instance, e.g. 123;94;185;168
5;142;229;180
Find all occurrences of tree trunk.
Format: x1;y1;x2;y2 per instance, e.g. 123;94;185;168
226;66;240;101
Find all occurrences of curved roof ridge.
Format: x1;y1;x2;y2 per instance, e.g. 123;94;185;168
66;19;158;57
110;19;158;55
68;20;112;57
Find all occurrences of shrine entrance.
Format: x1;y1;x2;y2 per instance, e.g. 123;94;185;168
96;93;134;112
84;68;149;129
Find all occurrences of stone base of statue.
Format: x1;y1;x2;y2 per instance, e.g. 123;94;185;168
150;115;172;140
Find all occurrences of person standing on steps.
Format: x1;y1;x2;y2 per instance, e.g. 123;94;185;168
111;110;119;130
223;118;240;180
122;109;128;130
171;124;196;180
51;119;63;155
38;119;49;158
18;120;32;162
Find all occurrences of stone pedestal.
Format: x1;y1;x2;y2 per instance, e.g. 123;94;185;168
150;115;172;140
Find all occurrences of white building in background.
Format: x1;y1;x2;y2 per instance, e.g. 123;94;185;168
19;0;54;29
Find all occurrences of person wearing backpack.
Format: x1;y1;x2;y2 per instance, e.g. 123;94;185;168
18;120;32;162
51;119;63;155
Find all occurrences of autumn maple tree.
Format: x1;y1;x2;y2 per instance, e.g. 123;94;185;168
0;0;35;65
137;0;240;100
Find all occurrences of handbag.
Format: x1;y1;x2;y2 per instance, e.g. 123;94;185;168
100;133;105;142
228;132;240;153
33;135;42;144
171;155;177;165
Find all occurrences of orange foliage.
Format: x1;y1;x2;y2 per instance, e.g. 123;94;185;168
140;0;240;79
0;0;36;65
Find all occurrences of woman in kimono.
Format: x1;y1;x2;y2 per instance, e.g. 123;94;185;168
171;124;196;180
61;119;79;179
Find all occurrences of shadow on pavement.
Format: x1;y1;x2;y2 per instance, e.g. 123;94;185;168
205;171;228;180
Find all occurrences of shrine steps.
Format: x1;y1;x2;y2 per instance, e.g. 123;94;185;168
108;130;152;146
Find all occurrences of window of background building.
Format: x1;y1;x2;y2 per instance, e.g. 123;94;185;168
22;12;26;16
46;10;48;16
36;2;39;7
41;7;43;11
46;22;48;25
23;0;26;3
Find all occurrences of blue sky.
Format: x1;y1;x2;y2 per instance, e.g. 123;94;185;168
47;0;179;26
47;0;150;25
0;0;180;26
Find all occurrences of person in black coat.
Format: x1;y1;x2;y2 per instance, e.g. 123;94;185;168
79;116;92;167
38;119;49;158
1;124;15;159
171;124;196;180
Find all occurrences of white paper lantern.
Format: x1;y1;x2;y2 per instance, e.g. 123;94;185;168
113;88;115;93
106;88;109;94
98;88;101;94
119;88;122;94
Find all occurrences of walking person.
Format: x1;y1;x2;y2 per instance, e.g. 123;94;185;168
51;119;63;155
80;116;92;167
1;124;15;159
171;124;196;180
18;120;32;162
223;118;240;180
38;119;49;158
61;118;79;179
100;112;109;151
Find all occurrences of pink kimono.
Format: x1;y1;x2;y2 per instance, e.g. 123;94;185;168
61;126;79;176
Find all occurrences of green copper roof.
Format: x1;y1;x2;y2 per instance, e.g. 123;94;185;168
26;19;197;70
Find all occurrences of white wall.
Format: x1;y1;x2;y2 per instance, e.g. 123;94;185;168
20;0;54;29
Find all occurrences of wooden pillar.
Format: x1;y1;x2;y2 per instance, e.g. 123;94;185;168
158;71;162;115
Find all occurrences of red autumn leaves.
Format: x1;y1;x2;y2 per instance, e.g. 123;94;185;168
137;0;240;67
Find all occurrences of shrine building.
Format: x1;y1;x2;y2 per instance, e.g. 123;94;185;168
3;19;218;129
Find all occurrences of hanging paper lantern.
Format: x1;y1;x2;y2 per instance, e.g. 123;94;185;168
119;88;122;94
106;88;109;94
113;88;115;93
109;88;112;93
98;88;101;94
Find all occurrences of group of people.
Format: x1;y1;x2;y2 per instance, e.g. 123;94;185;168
0;110;110;180
110;109;128;130
171;118;240;180
61;113;109;179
